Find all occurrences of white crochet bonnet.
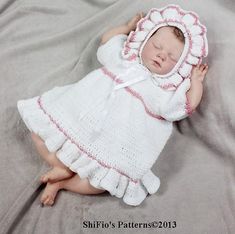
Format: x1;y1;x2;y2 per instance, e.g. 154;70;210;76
121;4;208;90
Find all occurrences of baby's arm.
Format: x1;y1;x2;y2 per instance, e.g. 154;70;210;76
186;64;209;110
100;13;143;45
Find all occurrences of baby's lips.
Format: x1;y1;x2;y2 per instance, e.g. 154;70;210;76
154;58;162;67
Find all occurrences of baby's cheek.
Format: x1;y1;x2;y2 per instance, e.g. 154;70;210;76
141;48;148;60
141;50;149;65
162;64;171;74
141;43;152;59
165;62;175;73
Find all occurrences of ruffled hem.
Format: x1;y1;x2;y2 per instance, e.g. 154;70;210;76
17;97;160;206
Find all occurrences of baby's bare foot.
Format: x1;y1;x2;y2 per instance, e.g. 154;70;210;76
40;182;61;206
40;167;74;183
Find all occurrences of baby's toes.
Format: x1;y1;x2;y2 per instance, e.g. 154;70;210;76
40;174;49;183
44;195;55;206
40;193;49;204
43;197;52;206
48;198;54;206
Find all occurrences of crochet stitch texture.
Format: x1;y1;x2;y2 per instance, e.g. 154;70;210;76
17;4;208;206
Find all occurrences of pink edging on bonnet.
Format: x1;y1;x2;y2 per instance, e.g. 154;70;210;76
121;4;209;90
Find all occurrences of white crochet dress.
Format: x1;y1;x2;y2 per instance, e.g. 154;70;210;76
17;34;192;206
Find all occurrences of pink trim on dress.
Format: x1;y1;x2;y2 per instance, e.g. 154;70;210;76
101;67;165;121
159;83;178;90
37;97;139;184
127;53;137;61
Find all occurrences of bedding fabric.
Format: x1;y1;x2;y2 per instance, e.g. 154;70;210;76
0;0;234;233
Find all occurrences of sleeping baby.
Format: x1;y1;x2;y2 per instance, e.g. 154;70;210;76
17;4;208;206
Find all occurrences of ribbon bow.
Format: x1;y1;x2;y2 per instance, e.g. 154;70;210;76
78;65;149;139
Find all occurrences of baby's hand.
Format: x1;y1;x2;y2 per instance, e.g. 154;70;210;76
127;12;144;31
191;64;209;83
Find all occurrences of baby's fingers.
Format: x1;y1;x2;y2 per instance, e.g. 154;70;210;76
136;12;144;18
131;13;143;23
202;64;209;75
199;65;208;82
139;12;145;18
198;64;206;71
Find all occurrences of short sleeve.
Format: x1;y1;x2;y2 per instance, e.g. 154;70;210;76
96;34;127;67
159;78;194;122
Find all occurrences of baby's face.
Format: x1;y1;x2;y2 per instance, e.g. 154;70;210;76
141;26;184;75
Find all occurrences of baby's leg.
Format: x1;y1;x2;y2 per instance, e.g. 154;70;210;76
31;132;61;167
40;162;75;183
31;132;74;182
40;175;106;206
60;175;106;195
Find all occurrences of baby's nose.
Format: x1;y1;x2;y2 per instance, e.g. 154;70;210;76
157;52;166;61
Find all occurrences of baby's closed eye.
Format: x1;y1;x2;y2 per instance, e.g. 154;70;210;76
153;42;161;49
